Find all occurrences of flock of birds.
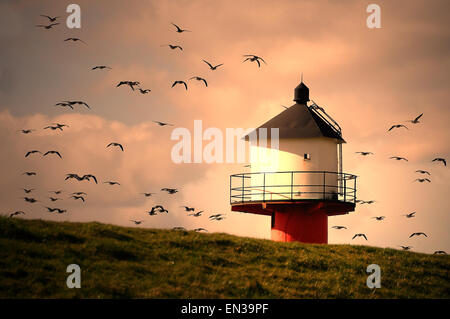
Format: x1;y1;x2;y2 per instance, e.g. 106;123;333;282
5;15;448;255
7;17;265;233
331;112;447;254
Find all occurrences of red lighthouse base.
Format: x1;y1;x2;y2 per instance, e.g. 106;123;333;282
231;201;355;244
271;208;328;243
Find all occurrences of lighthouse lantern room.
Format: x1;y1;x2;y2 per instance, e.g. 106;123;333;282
230;80;357;244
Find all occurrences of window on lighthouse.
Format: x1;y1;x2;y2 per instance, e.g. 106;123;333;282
304;153;311;160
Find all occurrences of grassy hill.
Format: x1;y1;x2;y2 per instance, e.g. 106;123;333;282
0;216;449;298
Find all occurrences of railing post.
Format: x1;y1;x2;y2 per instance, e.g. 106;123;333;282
291;171;293;200
263;173;266;202
241;174;244;203
344;175;346;202
323;172;326;199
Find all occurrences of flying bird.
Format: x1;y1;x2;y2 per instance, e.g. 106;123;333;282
45;207;67;214
44;123;69;131
104;181;120;186
358;200;377;204
180;206;195;212
22;188;35;194
50;190;63;195
409;232;427;238
161;188;178;194
64;37;87;44
403;212;416;218
173;226;187;231
414;178;431;183
189;76;208;87
63;100;90;109
209;214;226;220
72;192;87;196
243;55;267;67
70;195;85;202
65;174;98;184
193;228;208;232
150;205;168;214
55;102;74;110
17;129;35;134
43;151;62;158
406;113;423;124
49;197;60;202
23;172;37;176
202;60;223;70
23;197;38;203
160;44;183;51
25;150;42;157
172;80;188;90
107;143;124;151
389;156;408;161
130;220;144;225
92;65;111;70
355;152;374;156
433;251;447;255
153;121;173;126
141;192;155;197
388;124;408;131
117;81;140;91
36;23;59;29
332;226;347;230
399;246;413;251
171;23;191;33
40;15;60;22
138;88;151;94
415;170;430;175
432;158;446;166
188;211;203;217
372;216;386;221
352;233;368;240
9;211;25;218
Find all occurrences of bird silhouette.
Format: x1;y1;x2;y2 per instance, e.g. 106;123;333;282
23;197;38;203
141;192;155;197
92;65;111;70
64;37;87;44
49;197;60;202
415;170;430;175
36;23;59;29
104;181;120;186
409;232;427;238
138;88;151;94
332;226;347;230
50;190;63;195
161;44;183;51
209;214;226;220
130;220;143;225
63;100;90;109
414;178;431;183
390;156;408;161
372;216;386;221
193;228;208;232
22;188;35;194
107;143;124;151
149;205;168;214
388;124;408;131
243;55;267;67
171;23;190;33
70;195;85;202
44;123;69;131
40;15;60;22
433;251;447;255
189;76;208;87
180;206;195;212
23;172;37;176
202;60;223;70
172;80;188;90
352;233;368;240
432;158;446;166
9;211;25;218
45;207;67;214
188;211;203;217
65;174;98;184
161;188;178;194
17;129;35;134
117;81;140;91
25;150;42;157
55;102;74;110
72;192;87;196
399;246;412;251
358;200;376;204
403;212;416;218
173;226;187;231
153;121;173;126
406;113;423;124
355;152;374;156
43;151;62;158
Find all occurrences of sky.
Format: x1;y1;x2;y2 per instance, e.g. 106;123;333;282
0;0;449;254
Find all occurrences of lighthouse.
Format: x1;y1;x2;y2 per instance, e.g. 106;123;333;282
230;80;357;244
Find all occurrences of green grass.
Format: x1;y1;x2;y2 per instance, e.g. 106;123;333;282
0;216;449;298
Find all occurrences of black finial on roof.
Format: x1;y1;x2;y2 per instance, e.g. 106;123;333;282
294;77;310;104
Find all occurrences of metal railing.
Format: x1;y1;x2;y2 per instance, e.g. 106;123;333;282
230;171;357;204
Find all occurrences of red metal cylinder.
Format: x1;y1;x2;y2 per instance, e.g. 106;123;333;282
271;207;328;243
